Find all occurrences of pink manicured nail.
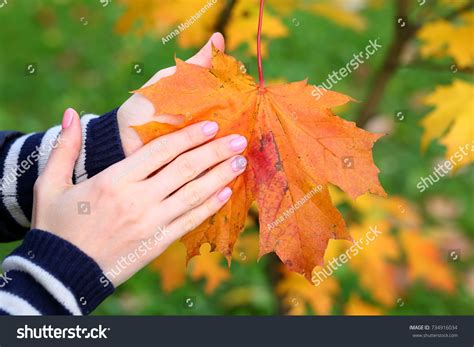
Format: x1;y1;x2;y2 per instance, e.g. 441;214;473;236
230;136;247;152
217;187;232;202
62;108;75;129
202;121;219;136
231;156;247;172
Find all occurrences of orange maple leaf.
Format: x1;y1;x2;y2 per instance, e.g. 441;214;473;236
345;295;383;316
277;268;339;315
150;241;187;293
150;241;231;294
400;229;456;293
132;47;385;279
189;243;230;294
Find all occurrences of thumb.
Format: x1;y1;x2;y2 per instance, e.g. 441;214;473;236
42;108;82;186
186;32;225;67
143;33;226;88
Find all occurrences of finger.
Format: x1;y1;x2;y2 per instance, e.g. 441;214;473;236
150;134;247;198
165;187;233;242
112;121;220;182
41;108;82;186
186;32;225;67
158;155;247;219
143;32;225;87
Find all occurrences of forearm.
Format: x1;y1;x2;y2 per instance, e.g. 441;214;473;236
0;229;114;315
0;109;125;242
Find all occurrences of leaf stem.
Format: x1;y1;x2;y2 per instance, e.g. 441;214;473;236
257;0;265;89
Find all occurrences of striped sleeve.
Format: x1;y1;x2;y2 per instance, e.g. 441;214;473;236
0;109;125;242
0;229;114;315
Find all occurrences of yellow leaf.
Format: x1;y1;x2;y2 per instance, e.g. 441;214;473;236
417;12;474;68
150;241;187;293
153;241;232;294
400;229;456;293
307;3;366;32
271;0;371;32
420;79;474;171
277;269;339;315
232;232;260;263
328;184;348;205
220;286;268;308
176;2;225;49
226;0;288;56
116;0;287;56
328;186;458;305
330;186;421;228
352;194;422;228
267;0;298;15
345;295;383;315
189;243;230;294
116;0;369;56
115;0;224;46
345;221;400;306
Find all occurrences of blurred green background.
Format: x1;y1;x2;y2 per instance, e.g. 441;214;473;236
0;0;472;315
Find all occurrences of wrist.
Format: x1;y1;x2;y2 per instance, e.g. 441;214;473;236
117;95;155;157
3;229;114;315
117;106;143;157
73;109;126;182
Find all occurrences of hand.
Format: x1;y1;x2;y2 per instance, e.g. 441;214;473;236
117;32;225;156
32;108;248;287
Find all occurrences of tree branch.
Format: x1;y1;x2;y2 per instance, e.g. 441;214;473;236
356;0;474;127
403;60;474;74
213;0;238;36
356;0;417;127
442;1;474;22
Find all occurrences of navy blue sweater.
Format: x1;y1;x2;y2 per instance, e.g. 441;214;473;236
0;109;125;315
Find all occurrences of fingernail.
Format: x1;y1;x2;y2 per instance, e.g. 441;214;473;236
202;121;219;136
217;187;232;202
231;156;247;172
62;108;74;129
230;136;247;152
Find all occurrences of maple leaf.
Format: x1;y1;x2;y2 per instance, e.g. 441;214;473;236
306;3;366;32
189;243;230;294
150;241;230;294
115;0;224;46
400;229;456;293
343;221;400;306
417;12;474;68
329;189;457;301
115;0;287;57
344;191;422;228
132;46;385;279
232;232;260;263
115;0;368;57
226;0;288;56
315;217;400;307
344;294;382;315
150;241;187;293
219;286;271;310
420;79;474;171
276;268;339;315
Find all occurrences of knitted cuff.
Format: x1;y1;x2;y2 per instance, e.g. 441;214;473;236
0;270;70;315
3;229;114;315
83;108;126;180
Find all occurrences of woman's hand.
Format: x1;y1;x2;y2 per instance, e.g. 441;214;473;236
32;108;247;287
117;32;225;156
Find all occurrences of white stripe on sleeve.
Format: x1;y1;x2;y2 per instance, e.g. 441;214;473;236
37;125;61;175
3;256;83;316
2;134;34;227
0;291;42;315
74;114;98;184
